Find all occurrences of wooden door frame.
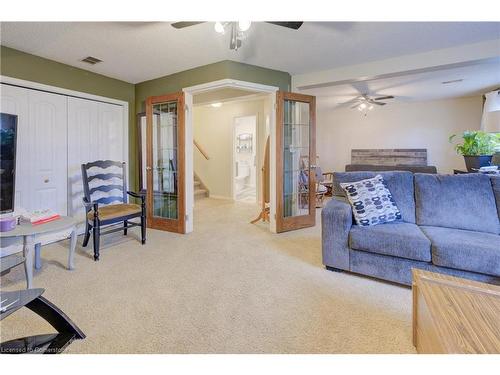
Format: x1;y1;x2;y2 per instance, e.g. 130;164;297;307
145;92;186;233
275;91;316;233
183;79;279;233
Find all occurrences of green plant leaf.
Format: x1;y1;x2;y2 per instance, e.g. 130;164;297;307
449;130;496;156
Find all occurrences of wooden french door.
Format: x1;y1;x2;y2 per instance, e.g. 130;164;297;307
276;91;316;233
145;92;185;233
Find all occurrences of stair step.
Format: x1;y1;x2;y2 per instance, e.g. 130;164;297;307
194;188;208;199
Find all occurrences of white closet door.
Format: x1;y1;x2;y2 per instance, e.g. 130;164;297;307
0;84;29;211
28;90;68;215
0;85;67;215
67;97;125;220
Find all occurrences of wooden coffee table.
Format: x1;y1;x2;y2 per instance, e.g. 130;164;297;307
412;269;500;353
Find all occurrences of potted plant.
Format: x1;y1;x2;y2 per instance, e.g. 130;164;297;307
449;131;499;172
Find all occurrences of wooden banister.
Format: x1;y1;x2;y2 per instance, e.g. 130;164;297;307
194;139;210;160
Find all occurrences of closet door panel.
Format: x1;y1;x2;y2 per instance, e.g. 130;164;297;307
67;97;125;220
0;84;30;210
97;102;123;162
28;90;68;215
68;97;96;219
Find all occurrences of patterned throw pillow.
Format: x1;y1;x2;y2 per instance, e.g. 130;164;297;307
340;175;401;226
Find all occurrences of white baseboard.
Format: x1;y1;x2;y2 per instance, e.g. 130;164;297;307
208;195;233;200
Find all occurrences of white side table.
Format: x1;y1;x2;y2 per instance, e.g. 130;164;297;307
0;217;77;289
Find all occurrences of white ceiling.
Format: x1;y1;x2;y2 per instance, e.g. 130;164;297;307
303;59;500;106
1;22;499;84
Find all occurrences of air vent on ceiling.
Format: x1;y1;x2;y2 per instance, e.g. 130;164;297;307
81;56;102;65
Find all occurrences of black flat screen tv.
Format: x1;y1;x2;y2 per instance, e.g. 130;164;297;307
0;113;18;214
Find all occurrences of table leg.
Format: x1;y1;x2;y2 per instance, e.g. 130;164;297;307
23;235;35;289
68;226;76;270
34;243;42;270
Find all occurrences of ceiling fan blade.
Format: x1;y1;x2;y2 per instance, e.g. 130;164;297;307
171;22;206;29
373;95;394;101
266;22;304;30
372;101;386;106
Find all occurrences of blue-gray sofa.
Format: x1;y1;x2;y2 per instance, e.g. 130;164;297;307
322;171;500;286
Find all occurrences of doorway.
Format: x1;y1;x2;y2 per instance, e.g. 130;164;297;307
233;115;257;203
141;79;316;234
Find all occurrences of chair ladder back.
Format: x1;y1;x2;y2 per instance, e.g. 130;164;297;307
81;160;127;206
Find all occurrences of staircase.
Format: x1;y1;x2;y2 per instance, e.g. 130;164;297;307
194;174;209;200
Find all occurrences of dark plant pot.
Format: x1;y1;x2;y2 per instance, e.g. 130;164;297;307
463;155;493;172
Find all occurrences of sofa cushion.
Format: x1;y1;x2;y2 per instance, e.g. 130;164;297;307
415;173;500;234
349;222;431;261
420;226;500;277
340;175;402;226
333;171;416;223
490;175;500;219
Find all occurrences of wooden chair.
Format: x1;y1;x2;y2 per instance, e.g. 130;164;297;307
81;160;146;261
299;156;329;208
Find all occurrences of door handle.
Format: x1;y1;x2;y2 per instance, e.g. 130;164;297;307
146;167;152;171
310;165;317;169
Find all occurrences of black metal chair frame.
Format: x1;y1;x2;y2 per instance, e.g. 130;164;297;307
81;160;146;261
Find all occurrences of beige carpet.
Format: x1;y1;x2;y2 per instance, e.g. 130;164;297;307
0;198;416;353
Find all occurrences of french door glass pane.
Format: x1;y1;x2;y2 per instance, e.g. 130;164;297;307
152;101;178;219
283;99;310;218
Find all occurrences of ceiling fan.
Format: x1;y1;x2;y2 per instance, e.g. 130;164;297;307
171;21;303;50
349;94;395;115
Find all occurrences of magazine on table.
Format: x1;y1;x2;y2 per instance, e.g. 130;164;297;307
13;208;61;225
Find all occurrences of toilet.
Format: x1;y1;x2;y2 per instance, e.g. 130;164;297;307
235;160;250;193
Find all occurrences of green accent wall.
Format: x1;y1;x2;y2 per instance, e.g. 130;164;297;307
0;46;139;188
135;60;291;113
1;46;291;190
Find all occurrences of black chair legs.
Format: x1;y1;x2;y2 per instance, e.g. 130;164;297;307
82;222;91;247
123;220;128;236
141;218;146;245
92;217;100;261
140;200;146;245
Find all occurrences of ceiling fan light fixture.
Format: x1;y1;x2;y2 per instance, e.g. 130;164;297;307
214;22;225;34
238;21;251;32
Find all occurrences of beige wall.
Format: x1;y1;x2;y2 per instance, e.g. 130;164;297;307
193;97;271;200
316;96;483;174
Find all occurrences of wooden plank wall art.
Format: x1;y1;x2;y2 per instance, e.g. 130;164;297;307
351;149;428;166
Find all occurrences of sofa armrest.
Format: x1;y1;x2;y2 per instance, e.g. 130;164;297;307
321;197;353;270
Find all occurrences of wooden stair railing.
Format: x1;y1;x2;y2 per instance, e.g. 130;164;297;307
194;140;210;160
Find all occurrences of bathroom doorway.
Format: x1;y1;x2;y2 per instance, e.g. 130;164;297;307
233;115;257;203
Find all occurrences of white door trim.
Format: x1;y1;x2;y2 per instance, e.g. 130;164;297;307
183;79;279;233
0;75;130;187
183;79;278;95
